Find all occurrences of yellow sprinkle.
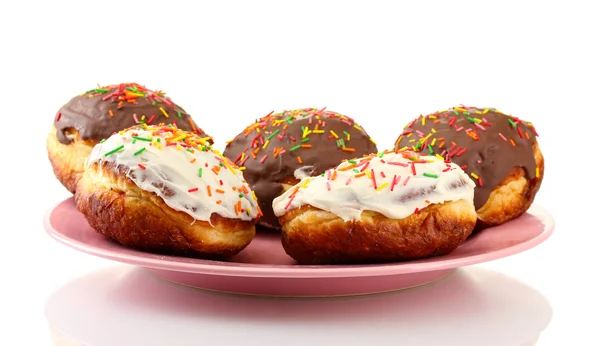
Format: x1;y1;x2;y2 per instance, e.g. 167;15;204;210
369;137;377;145
251;191;257;200
431;128;437;133
407;133;413;138
354;125;362;131
170;134;187;142
365;170;372;179
471;173;479;179
395;136;403;146
301;179;310;188
376;182;389;191
456;107;467;112
436;154;445;160
346;134;350;141
176;145;183;151
397;146;408;152
483;108;490;114
159;107;169;118
473;118;483;123
330;130;339;138
409;139;416;143
423;133;432;141
431;138;437;146
141;115;146;120
156;144;163;150
421;117;425;126
313;130;325;134
262;140;270;149
239;166;246;171
536;167;540;178
476;111;482;114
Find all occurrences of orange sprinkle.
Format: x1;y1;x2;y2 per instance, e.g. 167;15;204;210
216;200;223;204
438;142;445;149
354;172;366;178
109;109;115;117
526;132;530;139
301;144;312;148
216;189;225;194
190;158;196;163
188;119;196;132
342;147;356;152
331;170;338;180
510;139;516;146
207;186;212;197
339;164;356;171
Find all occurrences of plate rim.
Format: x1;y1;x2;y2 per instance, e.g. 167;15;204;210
44;197;554;278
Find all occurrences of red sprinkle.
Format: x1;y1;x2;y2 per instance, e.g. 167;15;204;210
188;187;199;192
55;112;61;121
138;164;146;170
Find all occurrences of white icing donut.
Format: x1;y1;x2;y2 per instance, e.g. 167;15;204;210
87;124;260;222
273;150;475;221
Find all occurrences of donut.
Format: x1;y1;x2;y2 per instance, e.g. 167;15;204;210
223;108;378;230
74;124;259;259
47;83;211;194
394;106;543;230
272;150;477;264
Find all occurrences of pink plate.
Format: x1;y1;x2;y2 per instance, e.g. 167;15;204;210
44;197;554;297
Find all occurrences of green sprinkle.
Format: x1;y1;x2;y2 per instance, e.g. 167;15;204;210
132;136;152;142
177;111;182;118
423;172;439;178
343;130;350;136
378;152;384;158
152;101;157;106
267;129;280;140
238;193;244;198
186;148;193;153
428;144;434;154
467;117;476;122
453;109;459;115
301;126;306;132
104;145;124;156
134;147;146;156
156;138;161;142
219;162;224;167
508;118;516;127
132;139;137;144
301;138;310;143
463;111;470;115
99;139;106;144
341;138;345;147
353;168;360;173
348;159;357;164
198;168;203;177
290;145;301;151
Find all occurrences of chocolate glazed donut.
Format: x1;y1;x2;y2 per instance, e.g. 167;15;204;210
54;83;211;144
394;106;543;229
223;108;378;230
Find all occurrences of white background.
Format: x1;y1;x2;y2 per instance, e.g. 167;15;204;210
1;0;598;345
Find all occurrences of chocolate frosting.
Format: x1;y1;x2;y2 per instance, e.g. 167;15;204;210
223;108;378;229
54;83;211;145
394;106;539;210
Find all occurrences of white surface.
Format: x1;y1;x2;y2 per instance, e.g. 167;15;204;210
1;0;598;345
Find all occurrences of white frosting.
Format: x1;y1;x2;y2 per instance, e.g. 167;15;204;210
273;151;475;221
87;126;259;222
293;166;316;180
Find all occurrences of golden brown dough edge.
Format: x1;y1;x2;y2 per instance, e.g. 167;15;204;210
475;141;544;230
46;126;96;194
278;200;477;265
75;161;256;259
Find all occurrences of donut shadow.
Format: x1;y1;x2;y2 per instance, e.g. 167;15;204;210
45;265;552;346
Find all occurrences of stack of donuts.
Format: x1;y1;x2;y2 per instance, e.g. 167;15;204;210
48;84;544;264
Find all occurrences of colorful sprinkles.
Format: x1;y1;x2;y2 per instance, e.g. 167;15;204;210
93;123;261;220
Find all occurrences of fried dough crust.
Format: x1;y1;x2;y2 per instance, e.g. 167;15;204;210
278;199;476;264
75;161;256;259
